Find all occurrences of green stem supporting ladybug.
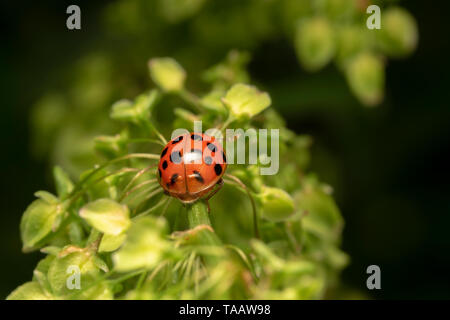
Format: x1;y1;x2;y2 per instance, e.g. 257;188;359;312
185;200;224;266
186;200;221;246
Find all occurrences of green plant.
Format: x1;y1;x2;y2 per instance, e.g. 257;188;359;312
30;0;418;178
8;56;347;300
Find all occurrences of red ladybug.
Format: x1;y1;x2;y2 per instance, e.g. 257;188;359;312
157;133;227;204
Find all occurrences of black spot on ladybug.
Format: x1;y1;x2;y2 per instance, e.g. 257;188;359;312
161;147;168;157
172;136;183;144
207;143;217;152
166;183;170;188
222;150;227;163
214;164;222;176
158;169;162;178
170;173;179;185
191;134;203;141
204;156;213;165
162;160;168;170
192;171;204;183
170;151;182;164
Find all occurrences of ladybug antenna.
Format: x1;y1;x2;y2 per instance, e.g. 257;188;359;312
224;174;260;239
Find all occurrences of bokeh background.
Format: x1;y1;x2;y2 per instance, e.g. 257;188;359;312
1;0;449;299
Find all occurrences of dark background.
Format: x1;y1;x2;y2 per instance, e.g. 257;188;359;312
1;0;449;299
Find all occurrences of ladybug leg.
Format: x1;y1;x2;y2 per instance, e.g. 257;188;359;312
204;179;224;202
206;199;211;214
223;174;260;239
203;179;224;213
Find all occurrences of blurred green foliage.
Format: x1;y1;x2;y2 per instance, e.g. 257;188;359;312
8;0;421;300
9;56;348;299
29;0;418;178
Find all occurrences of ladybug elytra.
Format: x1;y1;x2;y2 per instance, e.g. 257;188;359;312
157;133;227;204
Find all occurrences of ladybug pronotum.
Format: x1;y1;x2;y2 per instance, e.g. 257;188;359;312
157;132;227;204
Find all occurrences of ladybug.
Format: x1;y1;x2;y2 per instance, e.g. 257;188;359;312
157;132;227;204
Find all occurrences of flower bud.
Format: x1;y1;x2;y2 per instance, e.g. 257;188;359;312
345;52;384;106
6;282;52;300
94;131;128;159
148;57;186;92
79;199;130;236
222;83;271;119
200;90;228;114
113;216;178;271
377;7;418;58
110;90;159;123
99;233;127;252
259;186;295;222
295;17;335;71
336;25;367;67
47;246;112;299
53;166;74;198
20;192;65;252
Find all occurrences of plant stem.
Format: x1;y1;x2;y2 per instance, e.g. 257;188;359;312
119;165;156;201
70;167;139;205
187;201;212;227
135;271;148;290
185;201;222;264
108;269;146;284
218;114;235;131
142;120;167;145
68;153;159;200
128;138;166;147
133;196;170;219
178;89;204;113
87;229;103;253
224;174;260;239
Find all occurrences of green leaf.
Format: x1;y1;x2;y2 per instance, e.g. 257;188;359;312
99;232;127;252
7;282;53;300
78;168;111;200
113;216;176;272
294;178;343;242
40;246;61;255
222;83;271;119
148;57;186;92
94;130;129;159
110;90;159;123
80;283;113;300
47;246;111;299
68;221;86;246
345;52;384;106
259;186;295;222
200;90;227;114
202;50;250;88
295;17;335;71
110;99;134;121
32;255;56;294
20;197;65;252
53;166;74;198
251;239;284;269
92;256;110;273
79;199;130;236
34;190;58;204
173;108;198;123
